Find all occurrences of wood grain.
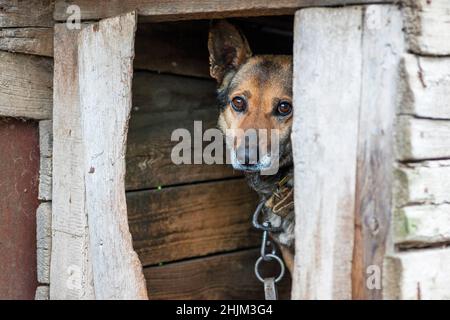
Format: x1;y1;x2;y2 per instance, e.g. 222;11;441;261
0;27;53;57
127;179;259;266
126;71;241;191
78;12;147;300
291;6;362;300
144;249;291;300
0;51;53;119
0;0;54;27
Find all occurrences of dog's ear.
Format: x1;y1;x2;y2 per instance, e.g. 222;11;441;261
208;20;252;84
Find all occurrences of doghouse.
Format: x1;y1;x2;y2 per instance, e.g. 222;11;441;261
1;0;450;300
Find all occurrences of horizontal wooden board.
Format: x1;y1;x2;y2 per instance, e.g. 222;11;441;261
404;0;450;55
0;0;53;27
54;0;389;22
0;27;53;57
0;51;53;119
127;179;259;266
384;248;450;299
396;116;450;161
394;204;450;247
400;54;450;120
126;71;241;190
144;249;291;300
394;160;450;207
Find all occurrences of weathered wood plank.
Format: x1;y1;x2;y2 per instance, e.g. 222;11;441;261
126;72;240;190
0;0;53;27
292;6;362;300
0;51;52;119
39;120;52;200
144;249;291;300
352;5;404;300
36;202;51;284
396;116;450;161
400;54;450;120
404;0;450;55
51;24;94;300
127;179;258;266
54;0;390;22
394;160;450;207
0;27;53;57
78;12;147;300
384;248;450;299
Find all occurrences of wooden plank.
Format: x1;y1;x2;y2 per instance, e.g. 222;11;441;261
400;54;450;120
126;72;240;191
78;12;147;300
394;204;450;247
352;5;405;300
394;160;450;207
39;120;52;200
0;118;39;299
0;27;53;57
36;202;51;284
396;116;450;161
404;0;450;55
51;24;95;300
0;51;52;119
384;248;450;299
291;6;362;300
54;0;390;22
144;249;291;300
0;0;53;27
127;179;259;266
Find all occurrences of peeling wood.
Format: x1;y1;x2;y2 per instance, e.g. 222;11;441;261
0;27;53;57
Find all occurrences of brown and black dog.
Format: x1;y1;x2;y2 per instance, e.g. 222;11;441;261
208;21;295;274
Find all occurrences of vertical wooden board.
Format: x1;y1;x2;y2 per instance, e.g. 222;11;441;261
291;6;362;299
404;0;450;56
352;5;404;300
0;0;54;27
78;12;147;299
0;118;39;299
51;24;95;300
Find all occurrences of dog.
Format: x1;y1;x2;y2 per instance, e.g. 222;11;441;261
208;21;295;274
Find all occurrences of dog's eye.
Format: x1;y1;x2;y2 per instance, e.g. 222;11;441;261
277;101;292;116
231;96;247;112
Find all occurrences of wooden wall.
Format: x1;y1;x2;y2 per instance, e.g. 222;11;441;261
126;19;293;299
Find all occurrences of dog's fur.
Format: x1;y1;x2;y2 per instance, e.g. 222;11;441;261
208;21;295;273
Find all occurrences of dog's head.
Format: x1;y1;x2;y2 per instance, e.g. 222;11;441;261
208;21;293;174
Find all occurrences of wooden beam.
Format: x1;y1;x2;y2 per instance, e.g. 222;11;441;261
0;27;53;57
291;6;362;300
54;0;390;22
51;24;95;299
352;5;404;300
399;54;450;120
144;249;291;300
404;0;450;55
384;248;450;299
0;0;53;27
0;51;52;119
78;12;147;300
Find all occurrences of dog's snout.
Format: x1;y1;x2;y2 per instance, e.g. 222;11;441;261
236;142;258;165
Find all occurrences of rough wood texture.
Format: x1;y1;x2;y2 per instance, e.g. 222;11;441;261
384;248;450;299
51;25;95;300
37;202;51;284
0;27;53;57
404;0;450;55
39;120;52;200
291;6;362;299
78;12;147;300
144;249;291;300
0;0;54;27
35;286;49;300
0;118;39;300
400;54;450;120
128;179;258;266
0;51;52;119
352;5;404;300
126;72;240;190
54;0;389;22
396;116;450;161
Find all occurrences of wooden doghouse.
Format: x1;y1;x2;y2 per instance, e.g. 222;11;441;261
2;0;450;300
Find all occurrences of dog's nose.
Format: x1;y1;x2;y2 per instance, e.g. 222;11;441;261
237;143;258;165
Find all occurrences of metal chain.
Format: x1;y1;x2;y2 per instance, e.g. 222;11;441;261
252;201;285;300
